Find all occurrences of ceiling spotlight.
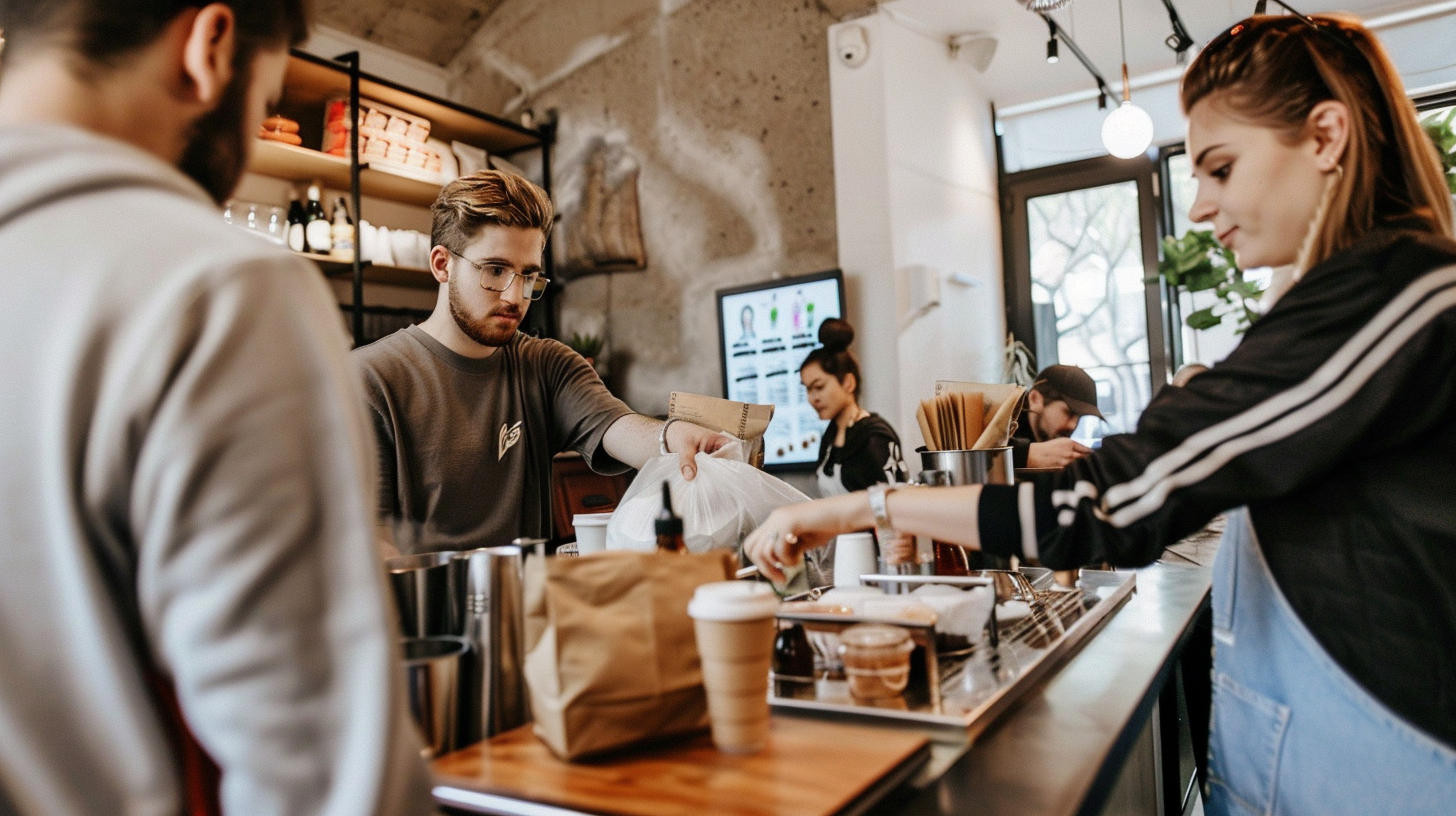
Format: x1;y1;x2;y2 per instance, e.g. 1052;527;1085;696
1018;0;1073;11
1047;37;1059;63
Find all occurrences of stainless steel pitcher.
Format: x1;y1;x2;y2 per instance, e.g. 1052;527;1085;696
385;552;460;638
452;545;530;745
401;636;470;757
919;447;1016;486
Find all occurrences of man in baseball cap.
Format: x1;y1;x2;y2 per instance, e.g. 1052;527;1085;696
1012;365;1104;469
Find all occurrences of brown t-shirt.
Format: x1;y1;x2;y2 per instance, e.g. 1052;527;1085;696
354;325;633;551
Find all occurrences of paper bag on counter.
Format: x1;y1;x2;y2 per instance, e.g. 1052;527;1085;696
934;381;1027;449
524;550;736;760
667;392;774;468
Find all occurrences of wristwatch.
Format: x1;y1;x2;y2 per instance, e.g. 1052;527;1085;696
867;483;899;529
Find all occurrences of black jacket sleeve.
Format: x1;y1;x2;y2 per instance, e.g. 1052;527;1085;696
1011;437;1030;469
979;231;1456;569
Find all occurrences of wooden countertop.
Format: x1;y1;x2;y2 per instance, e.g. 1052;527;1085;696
433;717;930;816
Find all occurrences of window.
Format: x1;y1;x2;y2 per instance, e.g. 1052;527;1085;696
1160;149;1274;370
1002;155;1168;438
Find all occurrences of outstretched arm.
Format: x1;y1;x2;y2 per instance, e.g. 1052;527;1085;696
743;485;985;584
601;414;730;480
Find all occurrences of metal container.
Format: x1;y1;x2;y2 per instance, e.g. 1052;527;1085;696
402;636;470;757
452;545;530;746
386;551;461;638
919;447;1015;486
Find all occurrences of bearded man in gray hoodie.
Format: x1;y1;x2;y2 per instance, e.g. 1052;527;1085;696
0;2;434;814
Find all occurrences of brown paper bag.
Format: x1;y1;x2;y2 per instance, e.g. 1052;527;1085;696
667;392;775;468
523;550;736;760
934;381;1027;449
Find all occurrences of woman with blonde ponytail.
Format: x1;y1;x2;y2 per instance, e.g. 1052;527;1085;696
746;12;1456;814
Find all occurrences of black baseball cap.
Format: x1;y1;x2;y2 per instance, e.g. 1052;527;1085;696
1033;365;1105;420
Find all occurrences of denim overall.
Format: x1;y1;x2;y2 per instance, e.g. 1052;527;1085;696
1206;509;1456;815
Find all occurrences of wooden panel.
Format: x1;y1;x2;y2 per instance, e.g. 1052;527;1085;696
249;140;352;188
307;256;437;290
551;453;632;538
432;718;930;816
247;141;443;207
280;53;540;153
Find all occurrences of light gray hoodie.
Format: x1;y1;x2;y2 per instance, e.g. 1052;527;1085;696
0;125;434;815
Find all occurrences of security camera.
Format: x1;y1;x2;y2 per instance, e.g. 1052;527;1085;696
836;24;869;69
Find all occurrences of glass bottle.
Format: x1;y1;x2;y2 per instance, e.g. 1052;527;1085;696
654;482;686;553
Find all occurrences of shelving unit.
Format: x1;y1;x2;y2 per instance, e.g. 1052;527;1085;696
245;50;554;345
308;254;435;289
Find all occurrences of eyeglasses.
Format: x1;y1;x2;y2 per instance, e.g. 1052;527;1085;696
446;248;551;300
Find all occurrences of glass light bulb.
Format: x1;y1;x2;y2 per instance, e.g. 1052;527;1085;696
1102;101;1154;159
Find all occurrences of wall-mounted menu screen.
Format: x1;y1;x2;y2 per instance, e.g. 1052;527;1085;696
716;270;845;470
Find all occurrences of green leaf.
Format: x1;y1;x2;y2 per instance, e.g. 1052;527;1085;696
1186;307;1222;330
1157;226;1258;332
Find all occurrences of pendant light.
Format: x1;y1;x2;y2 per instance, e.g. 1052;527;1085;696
1101;0;1154;159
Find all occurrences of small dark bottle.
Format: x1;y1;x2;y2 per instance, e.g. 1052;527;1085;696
773;623;816;698
654;482;686;553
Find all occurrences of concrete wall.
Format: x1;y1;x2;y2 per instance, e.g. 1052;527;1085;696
444;0;864;417
829;12;1006;454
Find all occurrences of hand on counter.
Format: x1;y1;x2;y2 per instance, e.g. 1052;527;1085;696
745;484;989;584
1027;437;1092;469
744;492;875;584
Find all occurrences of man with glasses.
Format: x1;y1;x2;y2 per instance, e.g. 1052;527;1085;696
355;170;725;552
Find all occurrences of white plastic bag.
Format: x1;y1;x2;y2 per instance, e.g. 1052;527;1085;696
606;437;809;555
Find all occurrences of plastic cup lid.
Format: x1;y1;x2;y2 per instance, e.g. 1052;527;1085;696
687;581;780;621
572;512;613;527
838;623;912;649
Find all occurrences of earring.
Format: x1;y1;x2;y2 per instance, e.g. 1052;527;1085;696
1292;164;1343;282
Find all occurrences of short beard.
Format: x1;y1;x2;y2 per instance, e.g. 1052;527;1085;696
448;275;519;347
176;57;253;205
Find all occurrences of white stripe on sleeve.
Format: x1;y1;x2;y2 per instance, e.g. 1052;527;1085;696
1105;269;1456;528
1104;265;1456;514
1018;481;1039;560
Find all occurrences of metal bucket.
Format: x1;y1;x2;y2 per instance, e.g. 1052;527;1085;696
919;447;1015;486
402;636;470;757
386;551;461;638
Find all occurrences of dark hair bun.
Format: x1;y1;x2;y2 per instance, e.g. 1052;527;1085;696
817;318;854;353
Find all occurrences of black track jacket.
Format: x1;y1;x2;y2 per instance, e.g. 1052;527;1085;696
979;224;1456;748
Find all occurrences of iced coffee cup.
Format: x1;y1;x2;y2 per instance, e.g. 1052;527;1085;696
687;581;780;754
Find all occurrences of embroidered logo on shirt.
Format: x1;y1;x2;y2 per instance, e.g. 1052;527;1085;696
499;421;523;460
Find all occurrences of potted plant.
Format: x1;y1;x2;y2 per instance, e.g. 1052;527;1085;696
564;332;605;368
1156;229;1264;333
1419;106;1456;196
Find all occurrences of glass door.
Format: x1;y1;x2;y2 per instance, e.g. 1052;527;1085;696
1002;155;1167;437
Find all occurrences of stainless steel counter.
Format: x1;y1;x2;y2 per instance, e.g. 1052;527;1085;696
875;554;1214;816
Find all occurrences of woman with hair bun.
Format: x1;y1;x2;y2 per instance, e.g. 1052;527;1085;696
751;12;1456;813
800;319;907;496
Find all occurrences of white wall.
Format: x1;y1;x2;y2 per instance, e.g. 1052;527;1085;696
829;13;1005;457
